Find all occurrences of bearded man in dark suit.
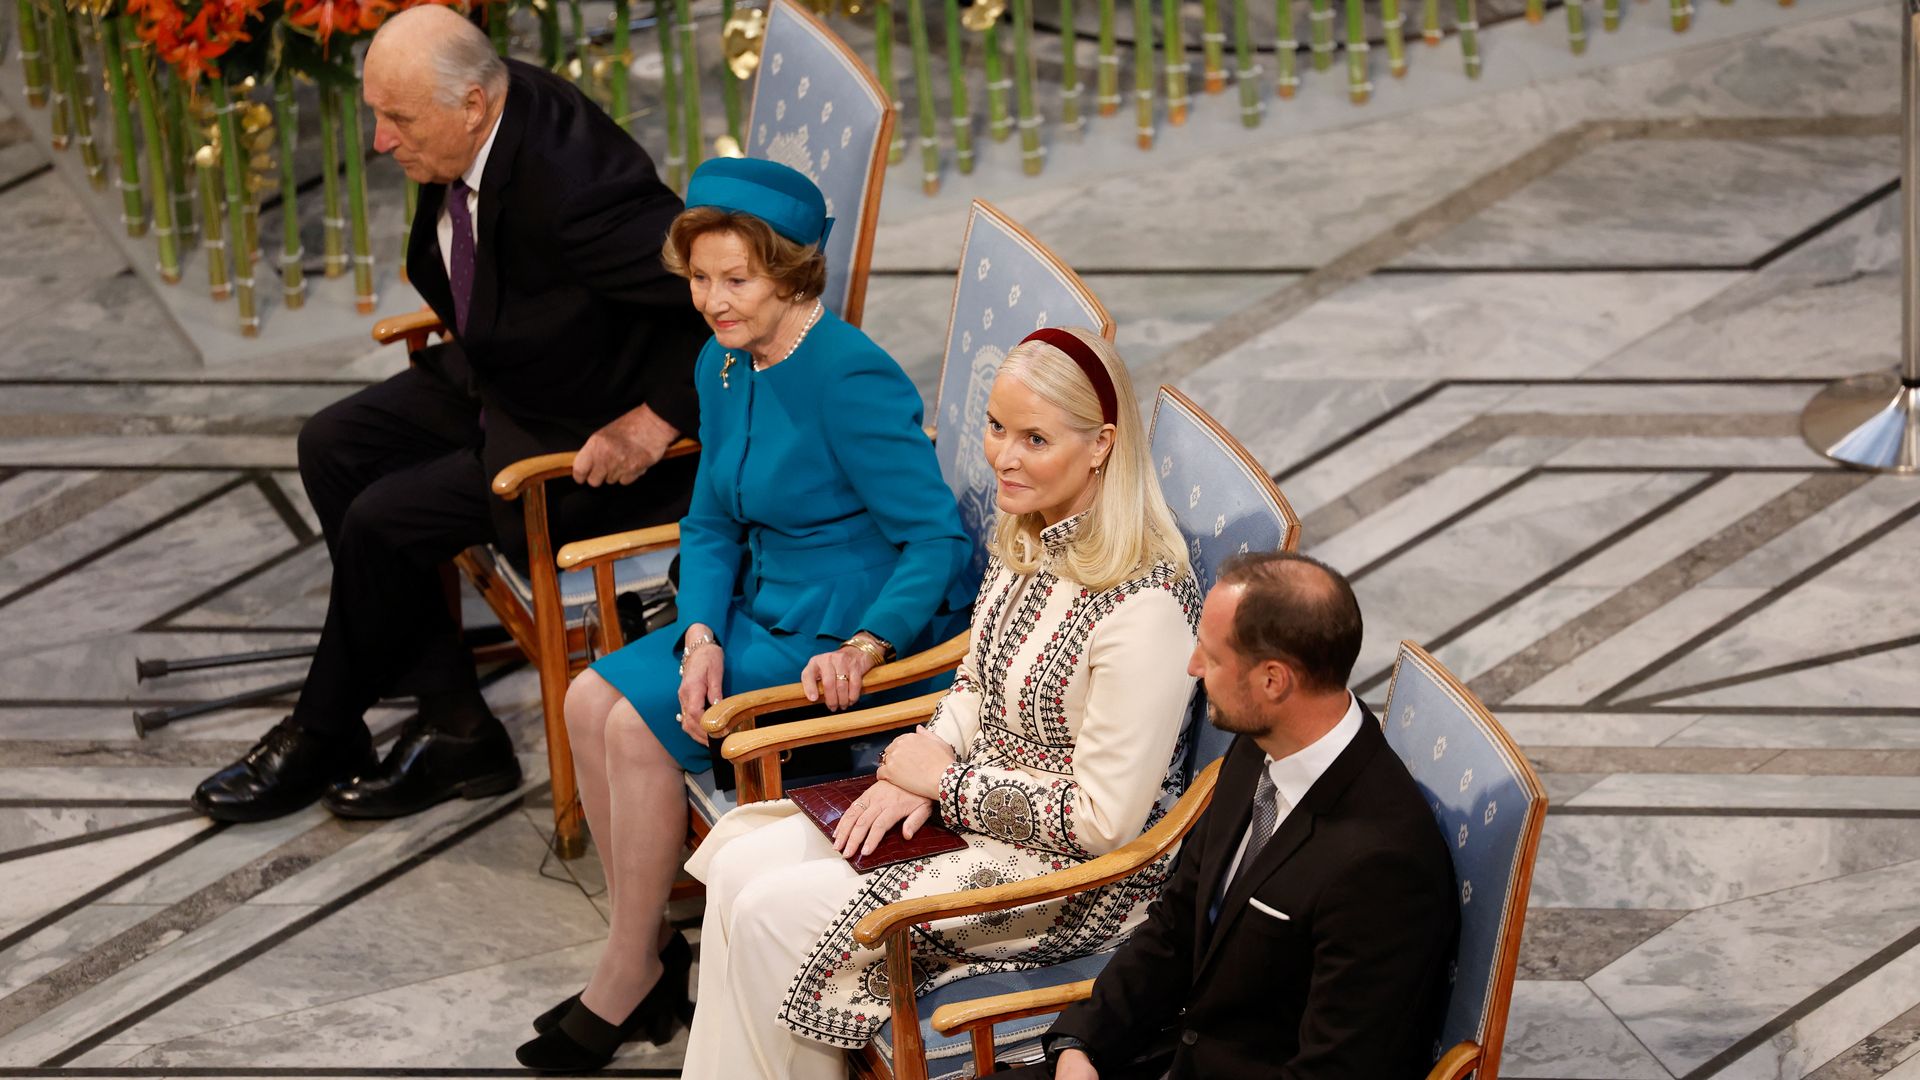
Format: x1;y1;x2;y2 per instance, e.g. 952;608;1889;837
193;5;709;824
1010;552;1458;1080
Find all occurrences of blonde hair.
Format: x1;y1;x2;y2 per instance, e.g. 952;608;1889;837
988;328;1188;592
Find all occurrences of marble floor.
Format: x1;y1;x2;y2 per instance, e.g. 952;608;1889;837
2;2;1919;1078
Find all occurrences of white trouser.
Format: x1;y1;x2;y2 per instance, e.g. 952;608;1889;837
682;812;865;1080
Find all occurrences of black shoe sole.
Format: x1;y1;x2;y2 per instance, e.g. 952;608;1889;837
320;769;522;820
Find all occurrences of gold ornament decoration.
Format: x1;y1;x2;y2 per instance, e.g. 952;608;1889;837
961;0;1007;31
714;133;744;157
723;7;767;80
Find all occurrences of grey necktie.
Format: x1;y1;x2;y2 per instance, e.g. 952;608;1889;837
1240;769;1281;874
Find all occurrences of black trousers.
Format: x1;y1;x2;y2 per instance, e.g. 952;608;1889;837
290;364;694;736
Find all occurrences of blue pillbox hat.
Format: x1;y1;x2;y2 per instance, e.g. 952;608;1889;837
685;158;834;247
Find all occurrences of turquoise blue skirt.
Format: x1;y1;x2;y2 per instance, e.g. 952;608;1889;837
590;601;829;773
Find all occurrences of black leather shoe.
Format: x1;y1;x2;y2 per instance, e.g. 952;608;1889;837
532;932;693;1034
516;935;694;1071
191;718;375;824
321;719;520;819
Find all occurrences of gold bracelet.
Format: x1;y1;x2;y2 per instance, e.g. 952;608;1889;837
843;635;888;669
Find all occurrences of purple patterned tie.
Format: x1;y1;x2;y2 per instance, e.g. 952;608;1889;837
447;177;475;335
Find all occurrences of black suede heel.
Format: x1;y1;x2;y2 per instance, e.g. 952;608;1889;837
514;932;696;1070
530;992;579;1035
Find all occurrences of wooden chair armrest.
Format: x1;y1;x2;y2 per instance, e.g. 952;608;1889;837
371;308;445;347
555;523;682;571
852;761;1222;946
701;632;967;738
930;979;1094;1037
1427;1041;1481;1080
490;439;702;501
720;692;945;762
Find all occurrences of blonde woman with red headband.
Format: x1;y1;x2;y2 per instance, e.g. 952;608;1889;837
681;327;1200;1079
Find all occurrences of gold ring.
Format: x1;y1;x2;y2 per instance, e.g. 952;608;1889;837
836;674;849;681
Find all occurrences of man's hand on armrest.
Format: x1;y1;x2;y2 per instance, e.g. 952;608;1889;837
574;404;679;486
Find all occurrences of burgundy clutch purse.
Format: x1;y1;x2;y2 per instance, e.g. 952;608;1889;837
789;773;969;873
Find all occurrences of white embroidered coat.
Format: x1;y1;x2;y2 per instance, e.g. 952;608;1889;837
776;515;1202;1049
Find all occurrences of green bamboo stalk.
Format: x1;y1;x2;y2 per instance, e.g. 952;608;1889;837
488;0;511;53
16;0;48;107
567;0;589;74
1343;0;1367;102
718;0;743;148
1010;0;1041;173
874;0;903;164
196;146;230;300
1275;0;1297;97
984;22;1010;142
655;0;683;188
209;81;257;334
1525;0;1541;21
1060;0;1082;128
673;0;702;175
1231;0;1258;125
317;85;345;277
1096;0;1118;114
274;74;306;308
1565;0;1586;52
45;2;75;151
1201;0;1224;93
98;14;145;236
1161;0;1188;123
1422;0;1441;43
1668;0;1689;31
339;83;376;315
905;0;940;192
69;14;106;187
1456;0;1480;76
165;74;195;242
1602;0;1620;29
611;0;632;129
1131;0;1153;148
124;21;178;281
1308;0;1332;72
942;0;973;172
1382;0;1406;75
535;0;561;68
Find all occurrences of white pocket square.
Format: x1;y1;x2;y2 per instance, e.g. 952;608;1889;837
1248;897;1291;921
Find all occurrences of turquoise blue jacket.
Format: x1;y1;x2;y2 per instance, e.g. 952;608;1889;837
671;310;975;653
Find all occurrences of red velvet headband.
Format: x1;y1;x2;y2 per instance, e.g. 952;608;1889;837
1019;328;1118;426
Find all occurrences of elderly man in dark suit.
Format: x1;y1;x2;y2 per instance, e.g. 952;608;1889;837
1009;552;1457;1080
192;5;709;824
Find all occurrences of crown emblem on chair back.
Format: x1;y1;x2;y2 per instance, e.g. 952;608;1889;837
1381;642;1547;1080
931;201;1113;588
746;0;893;326
1146;387;1301;783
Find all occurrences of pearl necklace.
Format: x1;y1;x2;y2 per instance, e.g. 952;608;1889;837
755;298;824;371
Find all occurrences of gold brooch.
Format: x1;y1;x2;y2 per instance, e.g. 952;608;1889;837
719;353;737;389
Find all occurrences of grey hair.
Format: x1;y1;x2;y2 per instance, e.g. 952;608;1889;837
415;10;508;107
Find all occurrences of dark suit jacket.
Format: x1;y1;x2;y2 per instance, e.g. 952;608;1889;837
408;59;711;555
1047;707;1458;1080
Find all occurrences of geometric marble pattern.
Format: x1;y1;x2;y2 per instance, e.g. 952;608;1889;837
2;2;1918;1078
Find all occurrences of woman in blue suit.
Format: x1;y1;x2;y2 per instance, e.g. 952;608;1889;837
515;159;973;1073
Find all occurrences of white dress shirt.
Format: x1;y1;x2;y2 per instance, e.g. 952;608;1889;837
1219;693;1365;892
436;111;504;279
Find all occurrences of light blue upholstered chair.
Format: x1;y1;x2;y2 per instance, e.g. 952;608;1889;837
1380;641;1548;1080
816;387;1302;1080
697;200;1113;833
747;0;893;326
930;199;1117;590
